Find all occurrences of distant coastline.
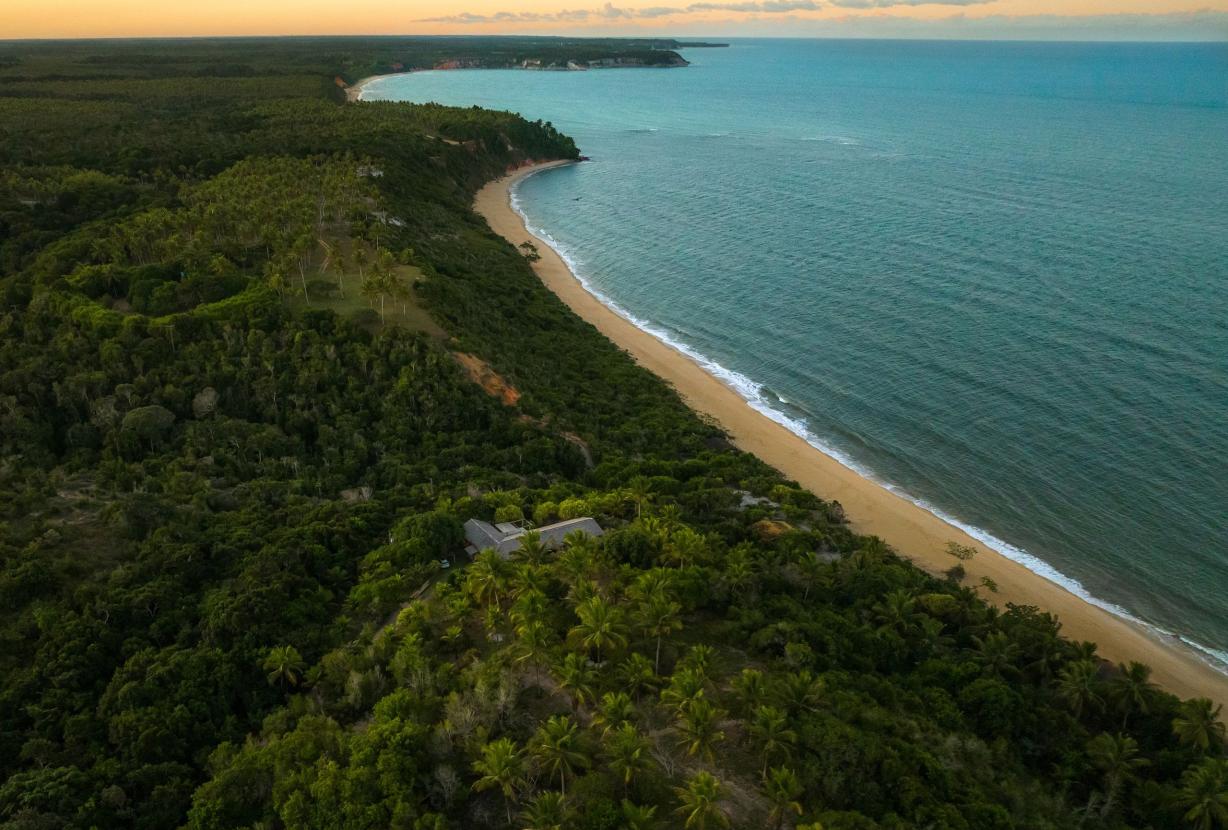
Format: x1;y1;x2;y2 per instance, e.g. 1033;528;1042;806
347;47;708;102
476;160;1228;708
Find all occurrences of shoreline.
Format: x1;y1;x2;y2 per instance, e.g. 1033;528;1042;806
475;159;1228;708
345;74;382;102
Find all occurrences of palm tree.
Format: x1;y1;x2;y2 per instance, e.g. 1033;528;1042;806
605;723;653;797
732;668;767;714
1107;661;1157;729
764;766;805;830
795;551;828;601
775;670;824;716
625;476;654;518
674;771;729;830
1173;699;1226;753
620;800;658;830
1057;659;1103;718
721;548;757;597
570;596;627;663
515;530;549;565
664;527;706;568
593;691;636;735
675;698;727;763
555;652;597;710
510;564;550;603
972;630;1022;679
1086;732;1149;820
556;542;595;588
638;599;687;677
750;705;797;776
618;653;659;702
660;667;707;714
513;619;555;668
466;548;507;609
521;790;566;830
1177;759;1228;830
262;645;306;691
510;590;549;633
680;644;716;679
530;715;589;797
631;568;677;603
872;589;920;639
638;594;683;673
472;737;527;825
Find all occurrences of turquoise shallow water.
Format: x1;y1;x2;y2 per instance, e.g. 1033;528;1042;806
366;40;1228;668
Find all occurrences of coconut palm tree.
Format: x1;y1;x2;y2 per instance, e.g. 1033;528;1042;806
472;737;527;825
1177;759;1228;830
510;564;550;603
513;619;555;668
1086;732;1149;820
775;670;824;716
872;589;920;639
605;723;653;797
637;593;683;673
721;547;757;597
521;790;566;830
674;771;729;830
555;545;595;588
664;526;706;568
625;476;654;518
620;800;658;830
732;668;768;714
515;530;549;565
795;550;829;601
618;653;659;702
530;715;589;797
631;568;677;602
570;596;627;663
1173;698;1226;753
680;645;716;679
262;645;306;691
750;705;797;776
764;766;805;830
972;630;1022;679
661;667;707;715
1057;659;1103;718
675;698;727;763
555;652;597;710
465;548;508;609
1107;661;1157;729
510;591;549;633
593;691;636;736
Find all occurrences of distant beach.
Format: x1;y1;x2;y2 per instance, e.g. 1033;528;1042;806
476;160;1228;708
346;75;381;102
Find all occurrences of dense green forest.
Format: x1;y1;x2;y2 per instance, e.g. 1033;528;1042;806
1;37;1226;830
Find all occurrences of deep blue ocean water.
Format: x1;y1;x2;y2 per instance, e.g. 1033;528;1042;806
366;39;1228;667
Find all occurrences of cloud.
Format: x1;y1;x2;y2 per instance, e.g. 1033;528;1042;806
830;0;989;7
418;0;831;23
417;0;1027;23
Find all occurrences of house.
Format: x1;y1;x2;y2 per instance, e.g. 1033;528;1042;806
462;517;603;558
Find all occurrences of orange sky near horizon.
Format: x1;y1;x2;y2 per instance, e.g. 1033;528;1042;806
3;0;1227;39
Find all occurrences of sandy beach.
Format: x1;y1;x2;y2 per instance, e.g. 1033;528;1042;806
475;159;1228;708
345;75;382;102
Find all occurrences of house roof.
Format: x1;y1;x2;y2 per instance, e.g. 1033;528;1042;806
463;517;603;558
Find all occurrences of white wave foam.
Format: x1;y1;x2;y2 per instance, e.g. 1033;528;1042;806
796;135;860;146
507;167;1228;679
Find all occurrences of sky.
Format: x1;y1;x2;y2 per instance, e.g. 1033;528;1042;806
3;0;1227;40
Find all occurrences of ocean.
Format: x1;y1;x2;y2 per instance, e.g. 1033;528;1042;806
364;39;1228;669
